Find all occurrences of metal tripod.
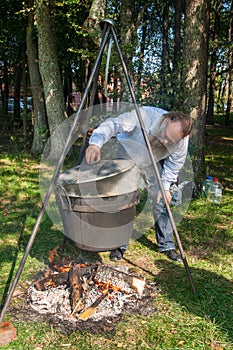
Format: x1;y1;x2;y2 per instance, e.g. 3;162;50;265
0;18;196;324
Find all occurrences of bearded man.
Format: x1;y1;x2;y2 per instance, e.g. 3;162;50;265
85;106;193;262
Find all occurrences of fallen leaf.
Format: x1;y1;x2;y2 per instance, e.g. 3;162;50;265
117;343;124;347
210;342;224;350
178;340;185;345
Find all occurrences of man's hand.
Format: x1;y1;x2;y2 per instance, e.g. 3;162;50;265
156;190;172;205
85;144;101;164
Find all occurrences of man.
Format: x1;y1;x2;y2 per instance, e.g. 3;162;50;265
85;106;193;262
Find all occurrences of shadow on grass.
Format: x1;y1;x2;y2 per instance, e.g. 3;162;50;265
124;252;233;345
128;229;233;344
126;231;233;346
0;214;103;315
154;259;233;344
176;201;233;262
0;231;25;310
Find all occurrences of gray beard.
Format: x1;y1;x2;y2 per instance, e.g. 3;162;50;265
149;136;172;161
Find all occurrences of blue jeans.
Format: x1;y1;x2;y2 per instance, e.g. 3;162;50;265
118;185;176;253
113;150;176;253
152;193;175;252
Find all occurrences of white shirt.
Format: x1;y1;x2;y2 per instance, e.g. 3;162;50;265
89;106;189;190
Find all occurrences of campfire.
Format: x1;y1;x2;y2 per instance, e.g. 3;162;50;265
22;247;159;334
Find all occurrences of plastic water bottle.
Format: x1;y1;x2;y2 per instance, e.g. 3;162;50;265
202;176;213;198
207;178;222;204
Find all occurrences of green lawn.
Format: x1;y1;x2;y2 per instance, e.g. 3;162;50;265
0;122;232;350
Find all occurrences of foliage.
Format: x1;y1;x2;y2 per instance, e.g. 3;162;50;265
0;119;232;349
1;1;232;131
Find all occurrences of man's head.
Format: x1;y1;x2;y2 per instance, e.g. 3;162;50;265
155;112;193;146
163;112;193;137
148;111;192;160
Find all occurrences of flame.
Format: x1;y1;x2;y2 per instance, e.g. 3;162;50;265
97;281;127;296
53;264;71;273
44;280;57;289
48;246;59;264
48;246;93;272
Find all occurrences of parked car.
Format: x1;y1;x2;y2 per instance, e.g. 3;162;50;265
7;98;32;113
7;99;15;113
20;98;32;112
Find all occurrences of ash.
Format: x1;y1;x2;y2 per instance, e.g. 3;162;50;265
28;284;137;321
29;285;72;318
12;262;160;334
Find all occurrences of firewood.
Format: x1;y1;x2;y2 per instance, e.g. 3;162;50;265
69;264;85;314
34;263;98;291
78;288;113;320
35;272;69;291
94;265;145;296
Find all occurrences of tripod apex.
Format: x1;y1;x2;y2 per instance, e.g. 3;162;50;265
100;18;115;30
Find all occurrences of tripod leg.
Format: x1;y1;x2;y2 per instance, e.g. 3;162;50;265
109;25;197;296
0;24;113;325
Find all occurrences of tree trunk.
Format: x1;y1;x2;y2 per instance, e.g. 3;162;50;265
36;0;66;157
26;10;48;155
172;0;183;109
22;47;28;140
160;0;171;108
183;0;209;182
82;0;106;108
225;0;233;125
63;66;73;117
2;61;9;127
137;5;148;95
82;0;106;46
13;63;22;124
119;0;136;101
206;0;222;125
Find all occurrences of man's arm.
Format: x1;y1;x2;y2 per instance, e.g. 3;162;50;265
161;136;189;190
156;137;189;204
86;111;138;163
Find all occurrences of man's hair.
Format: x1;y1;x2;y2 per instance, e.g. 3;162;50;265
162;112;193;137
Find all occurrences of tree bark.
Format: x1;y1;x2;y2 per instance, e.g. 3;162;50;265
22;46;28;140
172;0;183;109
137;5;148;93
206;0;222;125
82;0;106;108
225;0;233;125
26;10;48;155
119;0;136;101
183;0;209;182
82;0;106;46
36;0;66;157
160;0;171;108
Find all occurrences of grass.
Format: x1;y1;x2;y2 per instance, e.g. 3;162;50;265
0;121;233;350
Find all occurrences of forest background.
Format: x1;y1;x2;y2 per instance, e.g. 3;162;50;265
0;0;233;349
0;0;232;181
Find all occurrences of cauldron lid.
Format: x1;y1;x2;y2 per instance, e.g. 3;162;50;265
58;159;137;185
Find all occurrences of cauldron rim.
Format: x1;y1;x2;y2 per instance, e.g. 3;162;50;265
58;159;138;186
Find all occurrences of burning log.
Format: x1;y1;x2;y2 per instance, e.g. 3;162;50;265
69;263;85;315
94;265;145;296
28;254;149;323
35;271;69;291
34;262;99;291
78;288;113;320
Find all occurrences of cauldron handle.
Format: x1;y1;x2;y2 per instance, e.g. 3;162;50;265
55;185;73;211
